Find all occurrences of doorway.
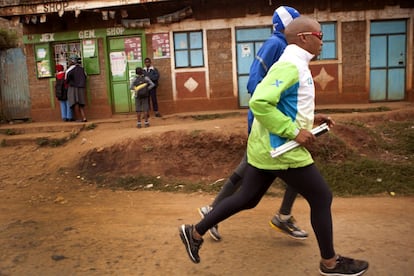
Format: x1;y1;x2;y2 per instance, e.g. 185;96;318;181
235;27;271;108
370;20;406;101
108;36;145;113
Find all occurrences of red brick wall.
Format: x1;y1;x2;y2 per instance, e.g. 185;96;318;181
25;44;58;121
84;38;112;119
207;28;234;99
341;21;369;103
143;29;238;115
144;33;174;105
26;38;112;122
311;63;339;104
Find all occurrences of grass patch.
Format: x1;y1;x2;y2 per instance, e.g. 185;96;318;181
142;144;154;152
85;123;97;130
313;119;414;195
36;137;68;147
376;120;414;155
95;175;223;193
190;129;203;138
190;112;241;120
317;159;414;196
4;129;17;135
316;106;391;114
35;137;49;146
36;131;79;147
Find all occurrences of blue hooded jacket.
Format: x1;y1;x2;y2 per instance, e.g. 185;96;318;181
246;31;288;134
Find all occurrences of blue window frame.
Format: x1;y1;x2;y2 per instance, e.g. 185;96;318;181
173;31;204;68
319;22;337;60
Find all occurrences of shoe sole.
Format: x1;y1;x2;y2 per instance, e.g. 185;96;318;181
197;208;221;241
269;221;308;240
178;225;200;263
319;268;367;276
208;228;221;241
197;207;208;219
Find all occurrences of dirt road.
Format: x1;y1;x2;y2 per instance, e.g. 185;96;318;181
0;105;413;275
0;179;413;275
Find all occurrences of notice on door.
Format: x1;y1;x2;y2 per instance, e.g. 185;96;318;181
110;51;127;77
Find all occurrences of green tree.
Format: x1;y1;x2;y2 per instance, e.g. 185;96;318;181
0;28;18;50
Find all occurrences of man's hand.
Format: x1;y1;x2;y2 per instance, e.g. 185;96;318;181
294;129;316;146
314;114;335;128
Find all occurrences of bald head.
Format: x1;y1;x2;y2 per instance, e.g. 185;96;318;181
284;16;322;57
285;16;321;44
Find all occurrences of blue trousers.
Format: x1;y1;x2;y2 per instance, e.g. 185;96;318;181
59;100;72;120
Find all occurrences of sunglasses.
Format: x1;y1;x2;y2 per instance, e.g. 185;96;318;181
297;32;323;40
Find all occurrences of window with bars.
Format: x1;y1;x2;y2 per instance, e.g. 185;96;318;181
53;42;82;69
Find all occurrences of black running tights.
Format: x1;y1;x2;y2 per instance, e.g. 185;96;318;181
195;163;335;260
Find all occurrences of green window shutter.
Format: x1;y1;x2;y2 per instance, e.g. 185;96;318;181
82;39;100;75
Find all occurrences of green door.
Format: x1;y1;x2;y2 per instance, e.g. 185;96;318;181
108;36;144;113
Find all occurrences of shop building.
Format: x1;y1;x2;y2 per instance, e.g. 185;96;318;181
0;0;413;121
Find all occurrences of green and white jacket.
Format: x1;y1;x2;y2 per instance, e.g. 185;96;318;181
248;44;316;170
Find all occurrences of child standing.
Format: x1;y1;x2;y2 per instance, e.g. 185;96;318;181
55;64;72;121
130;67;155;128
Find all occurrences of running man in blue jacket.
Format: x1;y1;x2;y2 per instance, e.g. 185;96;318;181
197;6;307;241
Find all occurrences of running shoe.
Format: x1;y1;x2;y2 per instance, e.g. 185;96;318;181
198;205;222;241
319;255;369;276
179;224;203;263
269;214;308;240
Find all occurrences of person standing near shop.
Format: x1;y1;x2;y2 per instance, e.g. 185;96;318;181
143;57;161;117
65;55;87;122
130;67;155;128
55;64;72;122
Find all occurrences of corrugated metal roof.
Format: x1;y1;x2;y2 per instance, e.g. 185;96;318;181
0;0;170;16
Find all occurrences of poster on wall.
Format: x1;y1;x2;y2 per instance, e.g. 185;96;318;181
124;37;142;62
35;44;52;78
82;40;96;58
152;33;170;59
36;60;51;78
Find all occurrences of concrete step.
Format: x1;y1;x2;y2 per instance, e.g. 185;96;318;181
0;122;86;146
0;131;79;147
